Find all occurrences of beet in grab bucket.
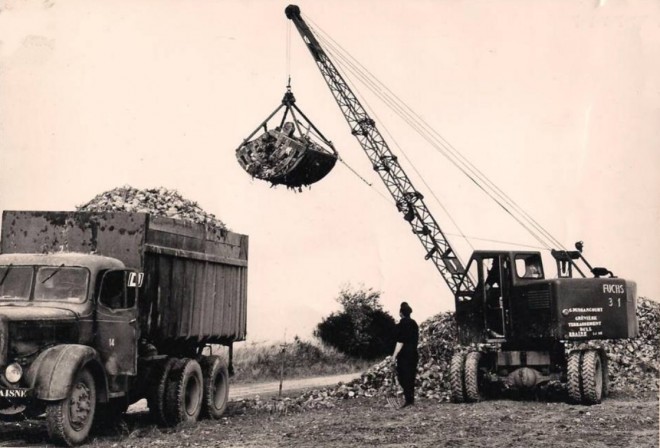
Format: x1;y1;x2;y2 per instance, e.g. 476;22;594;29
236;87;339;190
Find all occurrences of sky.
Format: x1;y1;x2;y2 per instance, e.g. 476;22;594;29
1;0;658;343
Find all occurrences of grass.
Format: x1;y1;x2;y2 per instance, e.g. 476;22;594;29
212;337;373;384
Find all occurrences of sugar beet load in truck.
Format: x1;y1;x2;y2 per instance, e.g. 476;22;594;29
0;211;248;446
282;5;637;404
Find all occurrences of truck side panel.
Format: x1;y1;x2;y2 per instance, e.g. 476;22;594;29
141;253;247;346
0;211;147;268
1;211;248;346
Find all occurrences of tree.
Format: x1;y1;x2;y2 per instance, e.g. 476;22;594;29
315;286;396;360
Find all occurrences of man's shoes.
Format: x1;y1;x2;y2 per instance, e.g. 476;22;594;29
400;402;414;409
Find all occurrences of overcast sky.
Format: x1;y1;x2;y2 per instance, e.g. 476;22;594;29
1;0;658;343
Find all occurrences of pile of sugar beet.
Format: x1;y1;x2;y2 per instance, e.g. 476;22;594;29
77;185;227;231
236;297;659;413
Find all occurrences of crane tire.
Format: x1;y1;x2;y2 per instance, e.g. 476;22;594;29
566;350;582;404
601;351;609;399
164;358;204;426
449;352;466;403
200;355;229;419
46;368;97;447
464;351;484;402
581;350;604;405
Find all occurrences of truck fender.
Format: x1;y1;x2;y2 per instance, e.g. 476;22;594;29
25;344;108;402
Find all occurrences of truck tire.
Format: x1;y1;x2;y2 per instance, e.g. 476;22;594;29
147;357;178;426
164;358;204;425
464;351;484;402
200;355;229;419
46;368;96;447
449;352;466;403
566;350;582;404
581;350;603;405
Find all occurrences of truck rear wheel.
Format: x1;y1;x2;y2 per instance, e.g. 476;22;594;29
200;355;229;419
581;350;604;404
147;357;177;426
464;351;485;402
46;368;96;446
449;352;466;403
164;358;203;425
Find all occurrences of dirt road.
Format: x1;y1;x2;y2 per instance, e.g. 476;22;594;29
227;373;361;400
124;373;361;415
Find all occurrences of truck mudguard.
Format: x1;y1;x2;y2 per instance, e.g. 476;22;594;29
25;344;108;402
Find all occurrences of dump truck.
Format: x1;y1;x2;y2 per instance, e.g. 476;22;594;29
0;211;248;446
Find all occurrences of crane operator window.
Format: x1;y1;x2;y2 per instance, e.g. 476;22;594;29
515;254;544;279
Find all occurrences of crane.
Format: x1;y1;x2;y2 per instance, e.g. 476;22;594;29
284;5;473;296
284;5;637;405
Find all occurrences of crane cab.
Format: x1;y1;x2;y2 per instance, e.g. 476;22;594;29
454;250;637;347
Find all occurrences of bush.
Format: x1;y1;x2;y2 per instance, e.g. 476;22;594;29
228;337;371;383
315;286;396;360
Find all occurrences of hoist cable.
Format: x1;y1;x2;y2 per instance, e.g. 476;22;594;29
314;29;555;250
286;22;292;82
323;30;564;251
310;21;563;251
316;35;476;261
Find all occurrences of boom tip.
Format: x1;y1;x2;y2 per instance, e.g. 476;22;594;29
285;5;301;19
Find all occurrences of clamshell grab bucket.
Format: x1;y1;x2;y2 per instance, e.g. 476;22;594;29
236;88;339;189
237;130;337;188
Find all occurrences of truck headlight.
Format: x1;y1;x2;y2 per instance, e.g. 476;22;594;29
5;363;23;384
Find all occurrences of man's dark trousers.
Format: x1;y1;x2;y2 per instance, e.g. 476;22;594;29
396;353;418;404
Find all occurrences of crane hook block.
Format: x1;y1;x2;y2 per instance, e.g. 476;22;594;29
236;88;339;190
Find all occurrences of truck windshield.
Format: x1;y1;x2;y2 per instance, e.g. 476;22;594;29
0;265;33;301
34;267;89;303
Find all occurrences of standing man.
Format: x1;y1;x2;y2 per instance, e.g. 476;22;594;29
391;301;419;408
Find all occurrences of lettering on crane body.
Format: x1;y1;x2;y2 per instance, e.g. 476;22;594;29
603;284;625;294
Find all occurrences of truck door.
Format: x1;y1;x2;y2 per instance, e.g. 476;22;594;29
95;269;140;376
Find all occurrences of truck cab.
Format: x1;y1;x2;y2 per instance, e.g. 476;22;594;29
0;253;140;418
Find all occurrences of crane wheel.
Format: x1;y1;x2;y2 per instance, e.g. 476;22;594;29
449;352;466;403
566;350;582;404
581;350;604;405
464;351;484;402
601;350;609;399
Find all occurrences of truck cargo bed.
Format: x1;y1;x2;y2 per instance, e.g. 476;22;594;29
1;211;248;346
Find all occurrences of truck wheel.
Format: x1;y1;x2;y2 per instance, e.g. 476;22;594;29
581;350;604;405
449;352;466;403
566;350;583;404
46;368;96;447
464;351;484;402
200;356;229;419
147;357;178;426
164;358;204;425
